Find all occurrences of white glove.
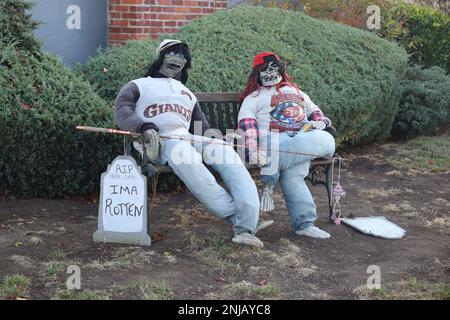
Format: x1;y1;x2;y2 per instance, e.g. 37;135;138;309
260;184;275;212
309;121;326;130
143;129;160;162
249;150;269;167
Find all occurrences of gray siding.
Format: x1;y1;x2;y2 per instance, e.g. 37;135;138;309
31;0;108;66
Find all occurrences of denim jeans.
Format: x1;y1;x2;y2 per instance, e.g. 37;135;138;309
261;130;335;232
158;134;260;235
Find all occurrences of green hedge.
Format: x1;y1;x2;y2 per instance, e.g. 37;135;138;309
0;0;41;53
392;65;450;137
257;1;450;72
77;40;158;105
0;0;121;197
80;6;408;147
0;46;121;197
382;2;450;72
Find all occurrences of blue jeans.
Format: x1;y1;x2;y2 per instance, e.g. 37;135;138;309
261;130;335;232
159;135;259;235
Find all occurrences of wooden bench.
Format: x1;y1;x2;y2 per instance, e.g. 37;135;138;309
123;92;342;221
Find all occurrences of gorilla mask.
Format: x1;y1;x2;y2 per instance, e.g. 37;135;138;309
158;46;188;79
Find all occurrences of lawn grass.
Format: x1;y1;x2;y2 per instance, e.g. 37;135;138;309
1;274;31;299
132;279;172;300
354;277;450;300
388;132;450;174
55;288;110;300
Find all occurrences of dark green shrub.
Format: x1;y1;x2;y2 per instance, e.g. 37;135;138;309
251;1;449;72
381;2;450;72
0;0;121;197
80;6;408;147
77;40;158;105
0;0;41;53
392;65;450;137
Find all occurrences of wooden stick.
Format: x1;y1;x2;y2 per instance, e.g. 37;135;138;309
76;126;140;136
76;125;322;158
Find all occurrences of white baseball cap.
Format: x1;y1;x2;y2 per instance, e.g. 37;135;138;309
155;39;188;59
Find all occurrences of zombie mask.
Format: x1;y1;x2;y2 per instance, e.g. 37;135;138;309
259;61;282;86
158;48;187;79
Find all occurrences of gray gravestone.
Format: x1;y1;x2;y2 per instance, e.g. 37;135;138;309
93;156;151;246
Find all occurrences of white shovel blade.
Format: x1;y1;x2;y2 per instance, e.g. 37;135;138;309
341;216;406;239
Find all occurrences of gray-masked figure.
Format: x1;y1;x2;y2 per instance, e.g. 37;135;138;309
114;40;272;247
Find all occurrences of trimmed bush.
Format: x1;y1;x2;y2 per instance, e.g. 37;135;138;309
0;0;41;52
392;65;450;137
0;1;121;197
77;40;158;105
80;6;408;146
251;1;450;72
381;2;450;72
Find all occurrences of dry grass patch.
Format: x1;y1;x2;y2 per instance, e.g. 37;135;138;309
28;236;43;245
431;198;450;207
256;239;317;278
248;266;265;276
85;247;155;271
425;216;450;229
131;278;173;300
185;233;236;272
354;277;450;300
10;255;34;268
24;229;53;236
55;289;110;300
164;254;178;264
386;133;450;174
420;202;450;231
382;201;416;214
385;170;404;177
358;188;402;200
171;205;220;227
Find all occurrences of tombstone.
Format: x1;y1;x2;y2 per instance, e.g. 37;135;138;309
93;156;151;246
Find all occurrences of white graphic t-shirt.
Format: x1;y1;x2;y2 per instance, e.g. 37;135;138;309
238;85;321;134
132;77;197;136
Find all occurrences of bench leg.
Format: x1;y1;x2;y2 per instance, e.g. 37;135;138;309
123;136;133;156
146;172;160;236
325;163;334;222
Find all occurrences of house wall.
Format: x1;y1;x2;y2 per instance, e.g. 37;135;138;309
108;0;228;45
32;0;108;66
31;0;229;64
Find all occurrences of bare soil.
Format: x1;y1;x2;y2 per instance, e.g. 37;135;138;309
1;140;449;300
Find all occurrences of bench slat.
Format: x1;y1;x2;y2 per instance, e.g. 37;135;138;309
224;102;233;131
205;102;218;129
195;92;240;102
217;102;226;134
231;102;240;129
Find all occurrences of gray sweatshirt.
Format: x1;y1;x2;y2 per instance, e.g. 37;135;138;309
115;80;209;135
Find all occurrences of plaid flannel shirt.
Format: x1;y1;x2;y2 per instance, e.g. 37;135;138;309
238;118;259;159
